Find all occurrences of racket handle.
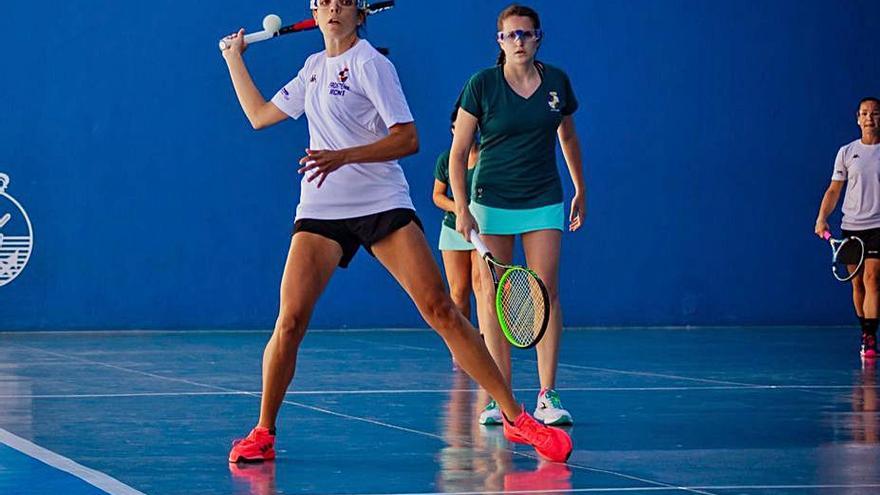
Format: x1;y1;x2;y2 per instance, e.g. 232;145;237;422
219;30;275;50
823;231;831;241
469;229;490;257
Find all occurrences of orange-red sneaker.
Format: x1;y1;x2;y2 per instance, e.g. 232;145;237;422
228;427;275;463
503;408;572;462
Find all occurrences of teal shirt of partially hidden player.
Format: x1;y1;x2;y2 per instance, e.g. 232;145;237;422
434;149;476;229
459;63;578;209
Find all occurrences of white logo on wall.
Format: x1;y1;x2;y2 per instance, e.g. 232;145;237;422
0;173;34;287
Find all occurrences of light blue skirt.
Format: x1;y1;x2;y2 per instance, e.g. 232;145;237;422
470;202;564;235
438;224;475;251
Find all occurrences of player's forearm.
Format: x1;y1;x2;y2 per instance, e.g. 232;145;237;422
433;193;456;212
816;188;841;223
448;151;470;215
560;136;586;194
342;124;419;163
224;54;271;129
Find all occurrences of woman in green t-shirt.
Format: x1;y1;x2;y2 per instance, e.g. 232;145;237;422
449;4;586;426
433;105;481;346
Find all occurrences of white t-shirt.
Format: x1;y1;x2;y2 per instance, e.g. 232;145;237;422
271;39;415;220
832;139;880;230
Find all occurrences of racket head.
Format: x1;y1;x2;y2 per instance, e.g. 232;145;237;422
495;267;550;349
831;236;865;282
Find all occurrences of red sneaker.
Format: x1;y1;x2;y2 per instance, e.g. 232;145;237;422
228;427;275;463
503;408;573;462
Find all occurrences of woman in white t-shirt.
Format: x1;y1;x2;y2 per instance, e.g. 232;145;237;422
219;0;571;465
815;96;880;359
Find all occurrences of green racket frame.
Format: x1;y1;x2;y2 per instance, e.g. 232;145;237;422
495;266;551;349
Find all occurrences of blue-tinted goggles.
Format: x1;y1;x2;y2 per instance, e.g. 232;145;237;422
496;29;543;43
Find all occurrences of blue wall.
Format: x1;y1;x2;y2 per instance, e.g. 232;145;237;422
1;0;878;330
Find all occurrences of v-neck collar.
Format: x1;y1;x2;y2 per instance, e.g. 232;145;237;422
500;63;545;101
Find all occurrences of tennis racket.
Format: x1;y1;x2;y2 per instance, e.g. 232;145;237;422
219;1;396;50
823;231;865;282
469;229;550;349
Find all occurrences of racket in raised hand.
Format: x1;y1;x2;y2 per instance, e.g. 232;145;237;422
469;230;550;349
823;231;865;282
219;14;284;50
219;1;396;51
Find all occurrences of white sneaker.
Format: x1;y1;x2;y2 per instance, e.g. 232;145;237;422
533;388;573;425
478;400;503;425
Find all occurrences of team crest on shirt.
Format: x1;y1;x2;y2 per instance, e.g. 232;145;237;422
547;91;560;112
310;74;317;84
328;67;351;97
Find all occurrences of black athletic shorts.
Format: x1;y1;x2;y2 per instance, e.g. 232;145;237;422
293;208;424;268
840;227;880;264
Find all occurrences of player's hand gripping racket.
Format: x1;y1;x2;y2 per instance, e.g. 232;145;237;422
823;231;865;282
469;230;550;349
219;1;396;50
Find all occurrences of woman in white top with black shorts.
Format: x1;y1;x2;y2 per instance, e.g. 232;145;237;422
220;0;572;465
816;96;880;359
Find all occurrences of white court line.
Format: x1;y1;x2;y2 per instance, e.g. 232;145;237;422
276;399;716;495
538;361;761;387
0;325;856;336
329;484;880;495
12;344;718;495
0;427;146;495
362;338;845;398
0;383;875;400
351;338;762;388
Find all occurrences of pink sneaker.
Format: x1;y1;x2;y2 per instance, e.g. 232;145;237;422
503;407;573;462
228;427;275;463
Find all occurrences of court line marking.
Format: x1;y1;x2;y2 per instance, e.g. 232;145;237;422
350;339;762;388
0;427;146;495
12;344;718;495
353;339;850;399
0;383;875;400
539;362;761;387
0;325;856;336
328;484;880;495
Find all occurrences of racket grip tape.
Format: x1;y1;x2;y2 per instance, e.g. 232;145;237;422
219;29;277;50
469;229;490;257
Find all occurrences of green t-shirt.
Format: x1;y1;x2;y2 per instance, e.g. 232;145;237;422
459;63;578;209
434;149;476;229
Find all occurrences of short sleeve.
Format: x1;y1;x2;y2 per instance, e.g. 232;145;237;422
271;62;309;119
561;72;579;116
358;55;414;128
434;152;450;183
832;146;847;182
459;72;484;119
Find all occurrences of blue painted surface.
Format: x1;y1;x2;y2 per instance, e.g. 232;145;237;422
1;328;879;494
1;1;880;329
0;444;108;495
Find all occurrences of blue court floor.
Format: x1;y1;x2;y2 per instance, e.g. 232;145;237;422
1;327;879;494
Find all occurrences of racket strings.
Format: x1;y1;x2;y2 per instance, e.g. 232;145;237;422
499;270;546;345
832;238;866;282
